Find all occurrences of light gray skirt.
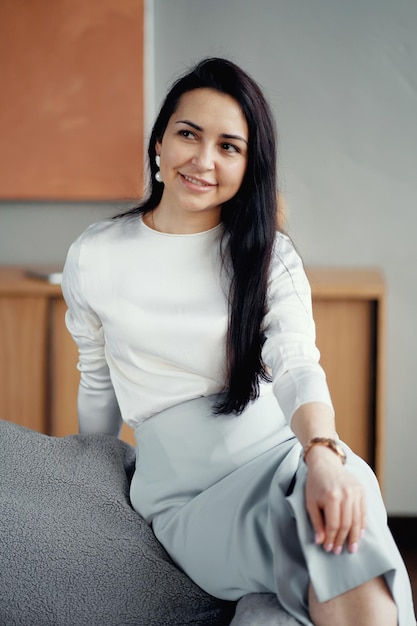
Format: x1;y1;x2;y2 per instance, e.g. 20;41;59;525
130;393;415;625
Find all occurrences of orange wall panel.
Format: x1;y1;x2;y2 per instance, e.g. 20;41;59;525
0;0;144;200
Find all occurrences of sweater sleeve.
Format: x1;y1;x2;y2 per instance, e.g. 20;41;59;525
61;234;122;436
262;234;334;426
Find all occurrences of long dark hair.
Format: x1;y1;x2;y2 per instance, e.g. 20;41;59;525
116;57;280;414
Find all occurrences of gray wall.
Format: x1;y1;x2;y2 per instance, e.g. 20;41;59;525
151;0;417;515
1;0;416;513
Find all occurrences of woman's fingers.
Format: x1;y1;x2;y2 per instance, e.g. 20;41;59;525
326;490;353;554
320;489;346;553
307;503;325;546
347;488;367;553
306;466;367;555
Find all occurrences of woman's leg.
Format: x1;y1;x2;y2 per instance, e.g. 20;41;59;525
308;576;397;626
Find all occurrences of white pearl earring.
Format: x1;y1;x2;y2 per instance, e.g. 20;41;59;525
155;155;162;183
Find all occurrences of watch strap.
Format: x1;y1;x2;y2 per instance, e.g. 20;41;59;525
303;437;347;465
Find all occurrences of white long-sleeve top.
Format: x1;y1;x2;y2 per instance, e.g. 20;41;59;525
61;216;333;434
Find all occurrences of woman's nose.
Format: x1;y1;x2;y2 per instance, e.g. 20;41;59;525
191;144;215;170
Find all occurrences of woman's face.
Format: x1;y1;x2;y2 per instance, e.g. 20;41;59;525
155;88;248;227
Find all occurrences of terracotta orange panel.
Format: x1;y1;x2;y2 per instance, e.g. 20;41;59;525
0;0;144;200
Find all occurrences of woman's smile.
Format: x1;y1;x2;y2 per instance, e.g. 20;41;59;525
179;172;217;189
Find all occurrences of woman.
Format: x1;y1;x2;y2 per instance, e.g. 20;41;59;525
62;58;415;625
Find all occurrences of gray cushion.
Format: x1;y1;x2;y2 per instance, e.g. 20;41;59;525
0;420;235;625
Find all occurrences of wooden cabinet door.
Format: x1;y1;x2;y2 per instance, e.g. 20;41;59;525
0;296;48;432
313;298;377;464
49;297;78;438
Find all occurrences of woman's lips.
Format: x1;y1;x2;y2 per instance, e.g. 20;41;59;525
180;173;216;188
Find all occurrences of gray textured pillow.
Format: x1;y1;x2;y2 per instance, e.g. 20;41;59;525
0;420;235;626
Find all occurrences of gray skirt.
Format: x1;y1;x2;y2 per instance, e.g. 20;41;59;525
130;393;415;625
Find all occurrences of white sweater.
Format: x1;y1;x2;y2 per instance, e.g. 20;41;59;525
62;216;333;434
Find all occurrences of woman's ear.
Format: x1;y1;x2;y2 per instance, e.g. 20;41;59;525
155;140;162;156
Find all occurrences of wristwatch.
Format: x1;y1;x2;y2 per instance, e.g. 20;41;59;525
303;437;347;465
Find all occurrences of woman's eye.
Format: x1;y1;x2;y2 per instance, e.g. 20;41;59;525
178;130;195;139
221;142;239;153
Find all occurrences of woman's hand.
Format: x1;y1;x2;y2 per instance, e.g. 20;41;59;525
289;402;367;554
304;446;366;555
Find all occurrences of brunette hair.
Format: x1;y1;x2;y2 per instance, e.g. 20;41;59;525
116;57;280;414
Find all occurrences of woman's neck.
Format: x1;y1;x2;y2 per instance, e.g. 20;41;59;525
145;204;221;235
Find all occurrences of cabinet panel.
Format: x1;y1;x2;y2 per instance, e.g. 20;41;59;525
313;299;376;463
49;298;78;438
0;296;48;431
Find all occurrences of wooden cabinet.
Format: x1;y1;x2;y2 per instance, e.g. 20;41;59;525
0;266;385;481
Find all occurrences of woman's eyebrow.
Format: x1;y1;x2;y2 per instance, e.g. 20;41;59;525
176;119;202;131
175;119;248;144
221;133;248;145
